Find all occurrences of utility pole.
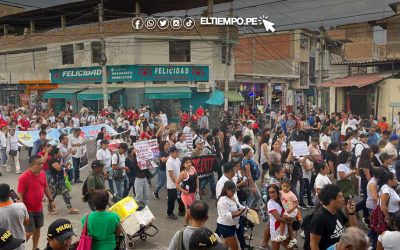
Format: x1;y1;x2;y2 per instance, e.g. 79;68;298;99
224;3;233;112
318;29;325;110
98;3;108;110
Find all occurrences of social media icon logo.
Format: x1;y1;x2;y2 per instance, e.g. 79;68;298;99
183;17;195;29
170;17;182;29
157;17;169;29
131;17;144;30
145;17;156;29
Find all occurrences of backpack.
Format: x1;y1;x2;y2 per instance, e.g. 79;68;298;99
241;158;261;181
81;174;92;202
350;143;364;168
112;153;125;180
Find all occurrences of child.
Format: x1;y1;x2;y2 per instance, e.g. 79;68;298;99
275;179;298;248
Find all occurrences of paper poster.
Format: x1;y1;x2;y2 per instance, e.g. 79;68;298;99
289;141;310;157
132;139;160;170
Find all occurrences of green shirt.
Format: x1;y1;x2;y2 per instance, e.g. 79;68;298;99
86;172;105;191
81;211;120;250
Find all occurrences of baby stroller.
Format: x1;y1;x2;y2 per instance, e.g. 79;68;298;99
242;209;260;249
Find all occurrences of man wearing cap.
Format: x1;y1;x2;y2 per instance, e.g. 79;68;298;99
166;146;185;220
0;228;25;250
0;184;29;250
58;134;75;182
168;201;227;250
96;140;113;194
382;134;399;157
87;160;106;211
44;219;76;250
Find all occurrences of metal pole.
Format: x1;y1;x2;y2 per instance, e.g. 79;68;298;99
224;3;233;112
98;3;108;110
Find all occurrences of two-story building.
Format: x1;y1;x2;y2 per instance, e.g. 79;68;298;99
0;0;236;121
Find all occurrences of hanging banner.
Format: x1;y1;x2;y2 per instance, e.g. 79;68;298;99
17;124;117;147
191;155;216;178
132;139;160;170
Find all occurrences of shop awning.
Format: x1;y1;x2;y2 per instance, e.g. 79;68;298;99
318;73;385;88
77;88;122;101
144;87;191;99
205;90;224;105
43;88;85;99
227;90;244;102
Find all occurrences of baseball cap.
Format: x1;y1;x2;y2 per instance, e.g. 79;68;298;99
169;146;179;152
195;138;205;145
390;134;399;141
47;219;76;242
91;160;104;168
189;228;228;250
0;228;25;250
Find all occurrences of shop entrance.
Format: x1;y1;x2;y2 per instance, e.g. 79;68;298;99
154;99;182;123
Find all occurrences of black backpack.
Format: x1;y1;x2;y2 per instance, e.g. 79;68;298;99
350;143;364;168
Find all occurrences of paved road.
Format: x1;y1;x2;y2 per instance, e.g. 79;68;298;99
1;141;313;250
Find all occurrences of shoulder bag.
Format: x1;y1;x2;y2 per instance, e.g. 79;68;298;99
76;214;92;250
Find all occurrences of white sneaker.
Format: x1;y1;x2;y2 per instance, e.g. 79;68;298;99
15;170;21;174
288;238;298;248
273;235;287;242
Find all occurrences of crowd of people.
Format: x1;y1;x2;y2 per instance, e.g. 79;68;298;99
1;101;400;250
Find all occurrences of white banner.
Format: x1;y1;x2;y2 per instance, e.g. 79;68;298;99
132;139;160;170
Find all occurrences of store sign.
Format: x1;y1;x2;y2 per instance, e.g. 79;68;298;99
51;65;209;83
50;67;102;83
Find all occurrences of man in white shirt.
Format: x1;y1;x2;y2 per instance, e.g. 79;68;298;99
348;114;359;127
354;133;370;158
166;146;185;220
183;121;192;134
68;128;84;183
58;134;75;182
96;140;113;194
0;125;7;168
382;134;399;157
111;143;129;198
160;110;168;126
216;162;238;199
243;121;255;147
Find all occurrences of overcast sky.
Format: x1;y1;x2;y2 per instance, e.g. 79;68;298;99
6;0;400;31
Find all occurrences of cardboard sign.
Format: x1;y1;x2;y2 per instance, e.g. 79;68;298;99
290;141;310;157
132;139;160;170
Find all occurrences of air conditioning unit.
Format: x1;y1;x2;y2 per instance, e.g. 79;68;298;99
197;82;210;92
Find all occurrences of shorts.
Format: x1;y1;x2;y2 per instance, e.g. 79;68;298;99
181;193;195;209
215;223;236;238
261;162;269;171
25;211;44;233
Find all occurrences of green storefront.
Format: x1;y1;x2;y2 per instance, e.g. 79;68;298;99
47;65;210;119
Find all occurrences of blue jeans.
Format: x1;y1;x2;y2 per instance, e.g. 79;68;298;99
72;157;81;181
299;178;312;206
114;176;127;198
107;178;114;194
155;170;167;194
200;174;216;196
247;184;261;208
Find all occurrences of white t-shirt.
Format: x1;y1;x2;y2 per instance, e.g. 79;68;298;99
175;141;189;159
72;117;80;128
320;134;331;150
129;125;140;136
183;126;192;134
112;152;126;176
378;231;400;250
96;149;112;169
337;163;352;180
314;173;332;190
268;199;287;238
160;113;168;125
380;184;400;214
217;196;240;226
68;134;84;158
166;157;181;189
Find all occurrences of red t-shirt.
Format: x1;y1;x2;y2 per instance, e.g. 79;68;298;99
377;122;390;131
140;132;152;140
196;108;204;118
18;119;30;131
17;169;48;212
126;111;134;121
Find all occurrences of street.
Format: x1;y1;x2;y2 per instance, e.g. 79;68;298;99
1;141;311;250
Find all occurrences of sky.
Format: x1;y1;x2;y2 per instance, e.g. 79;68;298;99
5;0;400;31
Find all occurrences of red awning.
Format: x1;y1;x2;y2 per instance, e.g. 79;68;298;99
318;73;384;88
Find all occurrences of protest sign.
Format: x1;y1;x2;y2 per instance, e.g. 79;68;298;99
289;141;309;157
79;145;89;170
132;139;160;170
191;155;216;178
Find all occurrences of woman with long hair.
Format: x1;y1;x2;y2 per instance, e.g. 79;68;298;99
356;148;374;225
175;157;199;226
216;180;247;250
336;151;358;202
267;184;293;250
260;131;271;185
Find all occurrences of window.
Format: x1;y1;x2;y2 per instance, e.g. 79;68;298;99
169;40;190;62
91;41;102;64
75;43;84;50
300;34;309;49
61;44;74;65
300;62;309;86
